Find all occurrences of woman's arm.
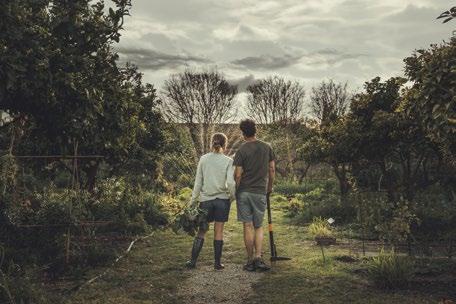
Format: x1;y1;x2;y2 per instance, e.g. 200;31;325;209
226;159;236;201
190;158;203;205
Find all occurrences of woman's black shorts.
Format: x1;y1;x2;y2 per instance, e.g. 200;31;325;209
199;198;231;222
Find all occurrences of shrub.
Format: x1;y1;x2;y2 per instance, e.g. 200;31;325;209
308;217;333;238
0;246;48;304
285;187;356;224
367;249;415;289
143;194;169;227
274;179;338;196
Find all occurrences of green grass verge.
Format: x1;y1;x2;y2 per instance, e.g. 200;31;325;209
62;207;455;304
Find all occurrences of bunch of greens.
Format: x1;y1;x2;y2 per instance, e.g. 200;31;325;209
172;204;208;236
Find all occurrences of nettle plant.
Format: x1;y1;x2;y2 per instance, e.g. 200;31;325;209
0;154;17;196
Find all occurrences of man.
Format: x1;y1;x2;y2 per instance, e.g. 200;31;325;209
234;119;275;271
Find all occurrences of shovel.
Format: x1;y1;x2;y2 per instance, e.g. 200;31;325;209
266;193;291;262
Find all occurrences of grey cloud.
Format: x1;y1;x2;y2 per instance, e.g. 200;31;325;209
231;49;367;70
384;4;441;24
231;54;302;70
305;51;368;66
117;48;212;70
118;0;452;90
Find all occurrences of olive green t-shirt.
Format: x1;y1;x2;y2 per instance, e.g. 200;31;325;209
233;140;275;194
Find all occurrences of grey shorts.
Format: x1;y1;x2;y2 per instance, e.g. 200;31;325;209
236;192;267;228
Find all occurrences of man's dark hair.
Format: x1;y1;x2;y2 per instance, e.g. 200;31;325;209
239;119;256;137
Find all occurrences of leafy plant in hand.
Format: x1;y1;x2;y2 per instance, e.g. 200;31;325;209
172;203;208;237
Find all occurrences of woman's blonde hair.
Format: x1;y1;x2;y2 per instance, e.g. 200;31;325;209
211;133;228;150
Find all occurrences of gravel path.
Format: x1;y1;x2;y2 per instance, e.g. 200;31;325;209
178;263;264;304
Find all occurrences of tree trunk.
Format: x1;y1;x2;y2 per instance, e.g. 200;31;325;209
379;160;396;202
188;123;204;158
298;163;311;184
333;163;350;203
84;162;99;193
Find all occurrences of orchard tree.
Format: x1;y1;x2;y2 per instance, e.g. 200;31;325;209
162;70;238;157
404;38;456;166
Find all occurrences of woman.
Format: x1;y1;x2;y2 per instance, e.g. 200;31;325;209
186;133;235;270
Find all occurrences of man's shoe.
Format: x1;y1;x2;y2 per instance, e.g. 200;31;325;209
243;260;256;272
253;257;271;271
214;263;225;270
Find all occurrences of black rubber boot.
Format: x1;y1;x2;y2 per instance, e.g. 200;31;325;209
214;240;224;270
186;237;204;268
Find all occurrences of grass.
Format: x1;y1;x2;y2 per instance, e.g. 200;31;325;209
58;205;456;304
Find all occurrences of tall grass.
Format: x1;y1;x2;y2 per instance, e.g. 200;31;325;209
367;249;415;289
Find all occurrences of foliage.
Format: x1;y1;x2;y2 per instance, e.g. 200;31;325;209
374;198;418;245
308;217;333;238
0;178;173;271
260;122;313;181
284;185;355;224
0;246;49;304
172;205;208;237
404;38;456;166
437;7;456;23
367;249;415;289
0;0;165;191
0;153;17;195
274;179;336;197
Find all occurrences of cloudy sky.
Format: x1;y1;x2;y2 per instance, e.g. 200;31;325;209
116;0;454;95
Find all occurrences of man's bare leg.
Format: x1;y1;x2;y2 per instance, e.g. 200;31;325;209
243;222;255;261
254;226;264;258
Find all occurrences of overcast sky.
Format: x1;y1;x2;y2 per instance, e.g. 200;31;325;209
116;0;454;96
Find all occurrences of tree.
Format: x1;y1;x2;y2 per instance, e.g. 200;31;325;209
303;80;352;198
0;0;164;191
245;76;306;180
309;80;350;127
161;70;238;157
301;117;356;201
404;38;456;166
246;76;306;124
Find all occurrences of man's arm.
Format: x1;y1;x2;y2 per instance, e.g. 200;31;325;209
267;160;275;194
234;166;243;190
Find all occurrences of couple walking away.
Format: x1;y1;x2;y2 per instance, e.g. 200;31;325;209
185;119;275;272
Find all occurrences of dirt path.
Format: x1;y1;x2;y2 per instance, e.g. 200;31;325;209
178;227;264;304
178;264;263;304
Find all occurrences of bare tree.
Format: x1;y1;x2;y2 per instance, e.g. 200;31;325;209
310;80;350;127
246;76;306;180
246;76;306;124
162;70;238;157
